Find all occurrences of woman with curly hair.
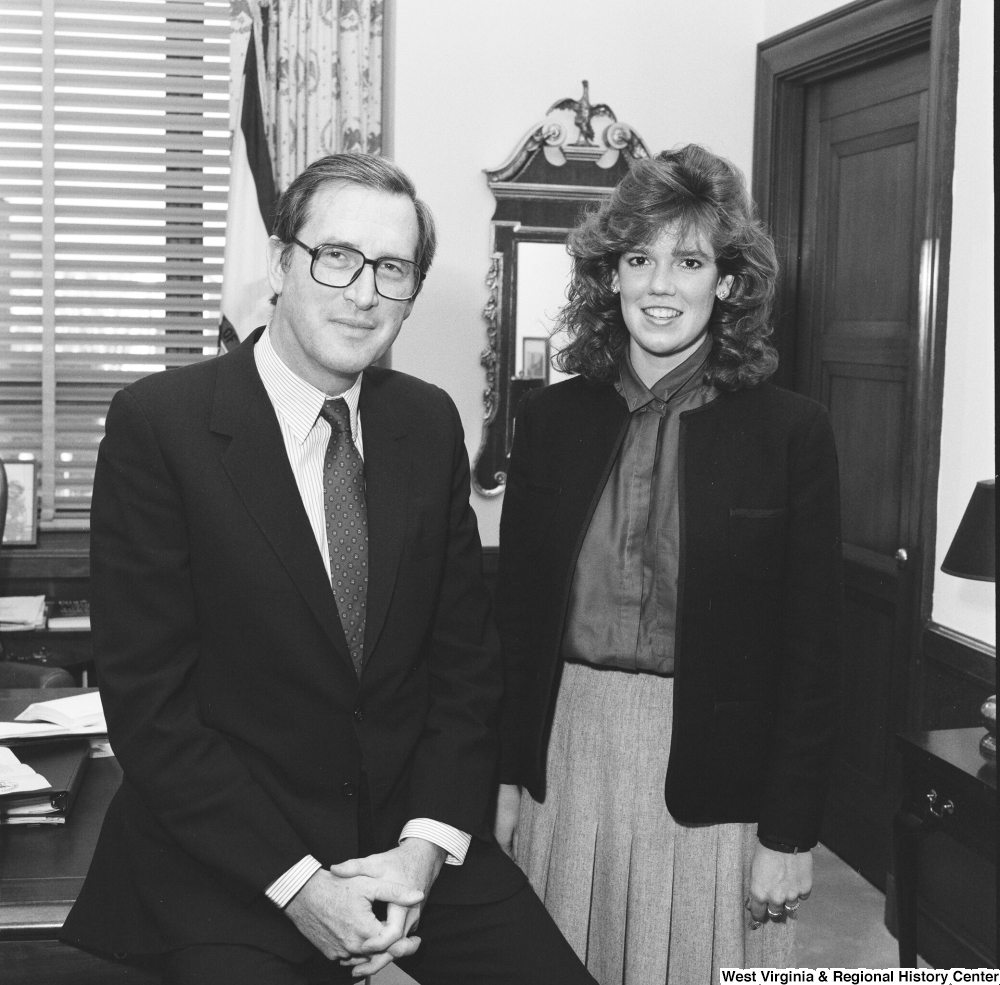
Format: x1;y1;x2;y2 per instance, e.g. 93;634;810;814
494;144;843;983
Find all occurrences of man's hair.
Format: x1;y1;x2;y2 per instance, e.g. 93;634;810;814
270;153;437;281
554;144;779;390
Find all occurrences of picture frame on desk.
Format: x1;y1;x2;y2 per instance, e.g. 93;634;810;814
2;461;39;547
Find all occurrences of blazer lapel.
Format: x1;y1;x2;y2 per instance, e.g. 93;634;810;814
568;382;631;535
209;333;354;670
358;370;410;668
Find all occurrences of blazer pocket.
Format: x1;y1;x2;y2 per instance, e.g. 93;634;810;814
523;483;561;555
729;508;787;581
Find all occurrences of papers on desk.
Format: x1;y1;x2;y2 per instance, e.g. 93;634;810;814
0;595;46;631
0;596;91;631
0;691;107;741
0;721;107;740
0;746;53;796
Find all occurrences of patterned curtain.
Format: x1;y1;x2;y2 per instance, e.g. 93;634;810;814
230;0;383;192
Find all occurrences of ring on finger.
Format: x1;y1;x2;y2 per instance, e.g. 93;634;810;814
766;906;783;918
785;901;801;912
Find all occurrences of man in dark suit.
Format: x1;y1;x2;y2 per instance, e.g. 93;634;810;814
62;154;594;985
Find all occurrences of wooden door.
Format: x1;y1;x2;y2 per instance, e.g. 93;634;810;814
795;50;931;888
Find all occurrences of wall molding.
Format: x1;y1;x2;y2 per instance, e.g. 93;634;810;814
922;621;996;684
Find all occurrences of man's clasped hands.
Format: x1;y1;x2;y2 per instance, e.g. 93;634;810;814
285;837;446;979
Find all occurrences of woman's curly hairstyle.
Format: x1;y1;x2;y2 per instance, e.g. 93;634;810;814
554;144;779;390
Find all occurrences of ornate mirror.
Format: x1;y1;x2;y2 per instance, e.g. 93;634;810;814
472;83;649;496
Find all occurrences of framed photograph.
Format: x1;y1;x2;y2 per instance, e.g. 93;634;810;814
522;336;550;382
2;460;39;546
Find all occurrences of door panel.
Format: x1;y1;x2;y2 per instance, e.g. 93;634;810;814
820;47;929;120
795;48;931;887
825;364;907;553
831;132;918;322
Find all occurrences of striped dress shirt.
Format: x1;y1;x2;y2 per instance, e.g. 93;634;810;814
254;327;470;909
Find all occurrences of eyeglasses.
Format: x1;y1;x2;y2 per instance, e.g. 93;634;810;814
291;238;424;302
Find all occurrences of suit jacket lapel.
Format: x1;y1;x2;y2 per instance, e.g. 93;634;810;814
358;370;410;669
209;332;354;670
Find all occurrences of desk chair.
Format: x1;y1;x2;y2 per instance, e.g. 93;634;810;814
0;660;75;688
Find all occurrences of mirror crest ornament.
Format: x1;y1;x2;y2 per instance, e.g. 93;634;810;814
473;82;650;496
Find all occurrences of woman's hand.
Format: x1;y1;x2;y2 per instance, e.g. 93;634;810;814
747;843;813;925
494;783;521;858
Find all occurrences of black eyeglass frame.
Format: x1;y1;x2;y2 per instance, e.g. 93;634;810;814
290;237;425;302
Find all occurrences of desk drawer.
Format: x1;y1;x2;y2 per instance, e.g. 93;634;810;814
901;756;997;857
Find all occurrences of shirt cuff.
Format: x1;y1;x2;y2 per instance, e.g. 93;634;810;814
265;855;323;909
399;818;471;865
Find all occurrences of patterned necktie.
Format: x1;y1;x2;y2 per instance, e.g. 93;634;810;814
319;397;368;675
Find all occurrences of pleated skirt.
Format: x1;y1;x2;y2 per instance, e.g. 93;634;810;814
514;661;794;985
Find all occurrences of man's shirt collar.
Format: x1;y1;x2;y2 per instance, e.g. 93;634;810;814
255;325;362;443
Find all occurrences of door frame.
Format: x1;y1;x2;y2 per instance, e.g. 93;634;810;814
752;0;961;728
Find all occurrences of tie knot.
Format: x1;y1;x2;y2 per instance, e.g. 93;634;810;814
320;398;352;435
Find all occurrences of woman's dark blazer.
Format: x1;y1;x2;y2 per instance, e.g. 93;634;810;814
496;375;844;850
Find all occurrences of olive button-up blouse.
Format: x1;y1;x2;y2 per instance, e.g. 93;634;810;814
560;334;719;675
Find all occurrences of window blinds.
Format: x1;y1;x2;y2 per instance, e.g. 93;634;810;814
0;0;229;525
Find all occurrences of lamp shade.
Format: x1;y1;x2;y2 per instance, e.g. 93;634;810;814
941;479;996;581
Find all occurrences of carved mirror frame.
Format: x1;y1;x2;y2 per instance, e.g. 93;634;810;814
472;85;649;496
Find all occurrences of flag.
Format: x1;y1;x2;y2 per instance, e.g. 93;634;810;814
219;28;277;352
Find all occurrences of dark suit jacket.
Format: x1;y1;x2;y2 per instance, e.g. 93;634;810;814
62;330;523;961
496;376;843;850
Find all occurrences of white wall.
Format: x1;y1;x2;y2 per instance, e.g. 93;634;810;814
390;0;995;647
930;0;995;646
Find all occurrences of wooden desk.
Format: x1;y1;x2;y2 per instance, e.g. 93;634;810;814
0;689;156;983
893;728;997;968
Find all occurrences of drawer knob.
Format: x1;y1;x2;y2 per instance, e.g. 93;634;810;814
926;788;954;819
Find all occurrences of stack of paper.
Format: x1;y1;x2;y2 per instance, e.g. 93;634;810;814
0;595;46;632
47;599;91;632
47;614;91;632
